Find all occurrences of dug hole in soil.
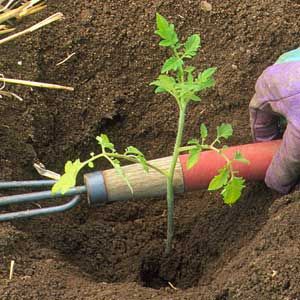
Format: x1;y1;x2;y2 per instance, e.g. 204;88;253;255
1;1;300;299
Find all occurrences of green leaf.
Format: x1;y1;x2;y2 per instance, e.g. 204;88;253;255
217;124;233;140
155;13;178;47
184;34;201;58
208;167;229;191
125;146;143;156
154;86;166;94
200;124;208;140
52;159;83;194
185;66;196;73
185;66;195;83
221;177;245;205
162;56;183;73
187;147;201;169
112;159;133;194
200;67;217;81
234;151;249;164
196;67;217;90
136;155;149;173
190;94;201;101
150;75;176;94
198;77;215;90
187;138;199;146
96;134;115;151
125;146;149;172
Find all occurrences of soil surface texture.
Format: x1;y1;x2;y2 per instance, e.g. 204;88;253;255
1;0;300;299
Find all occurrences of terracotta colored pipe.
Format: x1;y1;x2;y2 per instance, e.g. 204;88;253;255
179;140;282;191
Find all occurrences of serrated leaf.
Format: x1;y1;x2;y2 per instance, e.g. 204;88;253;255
52;159;83;194
159;39;175;47
136;155;149;173
125;146;143;156
200;124;208;140
185;66;196;73
187;138;199;146
155;13;178;47
113;159;133;194
217;124;233;140
196;67;217;90
125;146;149;172
184;34;201;58
52;173;76;195
221;176;245;205
197;77;215;90
185;66;196;83
154;86;166;94
187;147;201;169
190;94;201;101
162;56;183;73
150;75;176;94
234;151;249;164
187;72;194;83
200;67;217;81
96;134;115;151
208;167;229;191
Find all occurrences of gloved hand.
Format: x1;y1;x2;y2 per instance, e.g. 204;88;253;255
249;48;300;194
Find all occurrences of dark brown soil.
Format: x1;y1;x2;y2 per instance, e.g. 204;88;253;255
1;0;300;299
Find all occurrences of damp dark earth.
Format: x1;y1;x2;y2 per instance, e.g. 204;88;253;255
1;1;300;299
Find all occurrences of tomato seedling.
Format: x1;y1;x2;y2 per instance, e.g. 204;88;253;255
52;13;248;254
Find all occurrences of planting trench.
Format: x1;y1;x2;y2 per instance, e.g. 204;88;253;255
1;0;300;299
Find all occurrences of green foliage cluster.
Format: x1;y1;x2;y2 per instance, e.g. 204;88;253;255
52;13;248;253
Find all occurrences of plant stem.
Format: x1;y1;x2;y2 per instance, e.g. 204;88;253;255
83;152;168;177
165;104;186;254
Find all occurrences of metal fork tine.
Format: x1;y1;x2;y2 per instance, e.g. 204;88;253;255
0;180;56;189
0;185;87;207
0;195;81;221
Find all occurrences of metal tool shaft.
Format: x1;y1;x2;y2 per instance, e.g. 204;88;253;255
0;186;87;207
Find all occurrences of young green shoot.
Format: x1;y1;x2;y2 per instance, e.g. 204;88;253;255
52;134;167;195
52;13;248;255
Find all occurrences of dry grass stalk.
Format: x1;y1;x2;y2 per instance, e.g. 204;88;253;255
0;2;72;95
0;76;74;91
0;0;46;24
0;90;23;100
0;27;14;34
0;12;63;45
9;260;15;280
